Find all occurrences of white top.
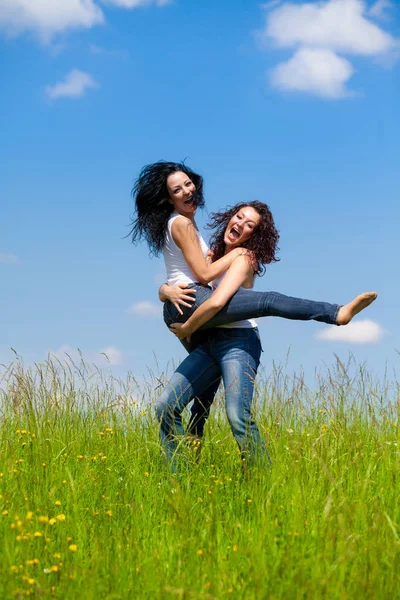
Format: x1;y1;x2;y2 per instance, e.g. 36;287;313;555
163;213;209;286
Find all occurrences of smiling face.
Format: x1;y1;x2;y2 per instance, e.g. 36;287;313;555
224;206;261;250
166;171;197;218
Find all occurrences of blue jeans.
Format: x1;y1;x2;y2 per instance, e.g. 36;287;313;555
165;286;340;439
164;285;341;330
156;328;270;468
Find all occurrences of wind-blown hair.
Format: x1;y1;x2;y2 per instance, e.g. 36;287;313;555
207;201;280;276
129;161;205;256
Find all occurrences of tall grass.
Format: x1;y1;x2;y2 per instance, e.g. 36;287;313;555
0;354;399;599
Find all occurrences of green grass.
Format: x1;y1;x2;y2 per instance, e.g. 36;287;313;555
0;355;399;599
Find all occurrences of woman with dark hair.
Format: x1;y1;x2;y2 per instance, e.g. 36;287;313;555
129;160;376;337
130;160;377;449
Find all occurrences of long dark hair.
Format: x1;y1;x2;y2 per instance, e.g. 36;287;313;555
129;161;205;256
207;201;280;276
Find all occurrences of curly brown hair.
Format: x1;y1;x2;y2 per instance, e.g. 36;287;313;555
207;201;280;276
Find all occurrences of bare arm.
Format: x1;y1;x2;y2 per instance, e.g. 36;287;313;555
172;217;248;285
158;283;196;315
170;256;253;338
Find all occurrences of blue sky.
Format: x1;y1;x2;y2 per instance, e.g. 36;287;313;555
1;0;399;385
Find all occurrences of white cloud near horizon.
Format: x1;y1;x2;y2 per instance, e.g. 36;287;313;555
261;0;399;99
0;0;171;42
0;253;20;265
315;319;384;344
45;69;98;100
127;301;162;318
52;344;123;366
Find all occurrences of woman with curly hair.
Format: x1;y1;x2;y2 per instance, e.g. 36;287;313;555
130;161;375;331
130;161;376;453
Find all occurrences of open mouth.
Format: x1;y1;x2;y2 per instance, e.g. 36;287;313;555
184;192;197;207
228;226;241;240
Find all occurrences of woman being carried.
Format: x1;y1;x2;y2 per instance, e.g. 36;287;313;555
129;160;377;343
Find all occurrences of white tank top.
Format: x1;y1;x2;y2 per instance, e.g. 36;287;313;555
212;275;257;330
163;214;209;286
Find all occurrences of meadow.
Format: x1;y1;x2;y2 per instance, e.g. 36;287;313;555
0;354;399;599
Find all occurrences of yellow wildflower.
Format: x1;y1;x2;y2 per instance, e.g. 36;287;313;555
69;544;77;552
56;514;66;521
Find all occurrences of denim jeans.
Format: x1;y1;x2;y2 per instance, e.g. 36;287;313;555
163;285;341;330
156;327;270;469
175;336;220;439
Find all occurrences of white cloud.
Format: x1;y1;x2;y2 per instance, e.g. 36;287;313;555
127;301;161;318
315;319;384;344
261;0;399;98
52;344;123;366
0;253;20;264
0;0;104;42
0;0;172;42
270;47;354;98
369;0;392;20
99;346;123;365
103;0;172;7
263;0;396;55
45;69;98;100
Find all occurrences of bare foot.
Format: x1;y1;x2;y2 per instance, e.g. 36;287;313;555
336;292;378;325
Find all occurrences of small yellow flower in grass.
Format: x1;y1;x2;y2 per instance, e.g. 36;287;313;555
136;567;140;573
10;565;18;573
105;510;112;517
42;463;46;468
56;514;66;521
247;499;253;504
67;537;72;542
198;498;203;503
69;544;77;552
26;511;33;520
0;473;3;477
48;518;56;525
99;432;104;437
101;456;107;461
46;537;51;543
2;510;9;515
143;472;149;477
50;566;58;573
34;531;42;538
38;516;49;523
28;578;35;585
77;455;84;460
53;553;61;559
197;549;203;556
233;545;238;552
31;433;36;439
321;423;329;433
55;501;61;506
